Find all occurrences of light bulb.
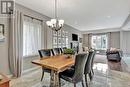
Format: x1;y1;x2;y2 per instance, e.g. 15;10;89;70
46;21;52;27
59;20;64;26
51;19;57;24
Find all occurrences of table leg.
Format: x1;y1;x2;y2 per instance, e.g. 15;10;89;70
55;71;60;87
50;70;55;87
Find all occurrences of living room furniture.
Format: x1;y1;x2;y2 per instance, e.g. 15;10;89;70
32;55;75;87
0;73;10;87
106;49;123;62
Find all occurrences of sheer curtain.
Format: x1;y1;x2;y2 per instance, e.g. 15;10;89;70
23;16;42;57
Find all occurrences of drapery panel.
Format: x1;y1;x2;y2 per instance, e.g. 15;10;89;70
107;32;111;49
8;10;23;77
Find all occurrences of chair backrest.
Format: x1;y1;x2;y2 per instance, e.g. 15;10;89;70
51;49;55;56
72;53;88;82
91;50;96;69
53;48;61;55
38;49;51;58
60;48;63;54
84;50;95;74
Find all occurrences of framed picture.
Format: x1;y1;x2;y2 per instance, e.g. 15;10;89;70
53;31;57;36
53;37;57;45
0;24;5;41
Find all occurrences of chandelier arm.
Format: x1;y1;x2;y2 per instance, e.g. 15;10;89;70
57;27;62;31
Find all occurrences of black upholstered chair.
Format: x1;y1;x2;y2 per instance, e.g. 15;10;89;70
53;48;61;55
61;47;68;54
60;48;64;54
38;49;51;57
59;53;88;87
51;49;55;56
38;49;52;81
90;50;96;76
84;50;96;87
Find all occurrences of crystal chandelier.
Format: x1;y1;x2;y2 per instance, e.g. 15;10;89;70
46;0;64;32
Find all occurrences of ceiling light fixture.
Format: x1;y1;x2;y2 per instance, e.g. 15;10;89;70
46;0;64;32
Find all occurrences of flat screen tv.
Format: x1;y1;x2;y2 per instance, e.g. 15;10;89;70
72;34;78;41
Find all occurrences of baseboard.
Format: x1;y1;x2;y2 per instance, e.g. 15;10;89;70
22;66;41;75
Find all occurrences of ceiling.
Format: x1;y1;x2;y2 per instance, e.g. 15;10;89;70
16;0;130;31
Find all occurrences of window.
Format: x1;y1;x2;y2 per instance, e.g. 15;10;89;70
23;16;42;57
91;34;107;50
52;30;69;48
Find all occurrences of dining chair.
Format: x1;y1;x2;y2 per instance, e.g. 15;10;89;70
84;50;96;87
60;48;64;54
59;53;88;87
51;49;55;56
53;48;61;55
38;49;52;81
62;47;67;54
38;49;51;57
90;50;96;78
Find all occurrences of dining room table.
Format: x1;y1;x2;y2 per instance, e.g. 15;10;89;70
32;55;75;87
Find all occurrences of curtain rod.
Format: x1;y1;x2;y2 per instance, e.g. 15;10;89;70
90;33;107;35
24;15;43;22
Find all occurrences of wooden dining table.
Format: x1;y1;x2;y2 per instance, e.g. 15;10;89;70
32;55;75;87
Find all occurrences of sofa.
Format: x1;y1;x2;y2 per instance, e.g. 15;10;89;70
106;49;123;62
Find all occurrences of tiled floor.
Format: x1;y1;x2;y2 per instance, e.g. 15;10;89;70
10;54;130;87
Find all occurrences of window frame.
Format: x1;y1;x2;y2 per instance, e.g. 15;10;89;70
91;34;108;50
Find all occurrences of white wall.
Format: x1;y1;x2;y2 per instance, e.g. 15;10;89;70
0;17;10;74
120;31;130;54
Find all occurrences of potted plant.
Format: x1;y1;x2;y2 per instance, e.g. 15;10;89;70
63;48;74;58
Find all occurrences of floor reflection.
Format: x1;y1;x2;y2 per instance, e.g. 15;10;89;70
93;63;108;74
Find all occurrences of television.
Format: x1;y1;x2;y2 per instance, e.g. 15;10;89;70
72;34;78;41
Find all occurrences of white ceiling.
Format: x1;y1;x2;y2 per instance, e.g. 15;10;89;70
16;0;130;31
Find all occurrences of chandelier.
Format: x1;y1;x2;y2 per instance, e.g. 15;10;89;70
46;0;64;32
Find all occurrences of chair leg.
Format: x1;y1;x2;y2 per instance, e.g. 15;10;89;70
85;74;88;87
92;68;94;75
89;72;93;81
74;83;76;87
81;80;85;87
59;78;61;87
41;69;44;81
